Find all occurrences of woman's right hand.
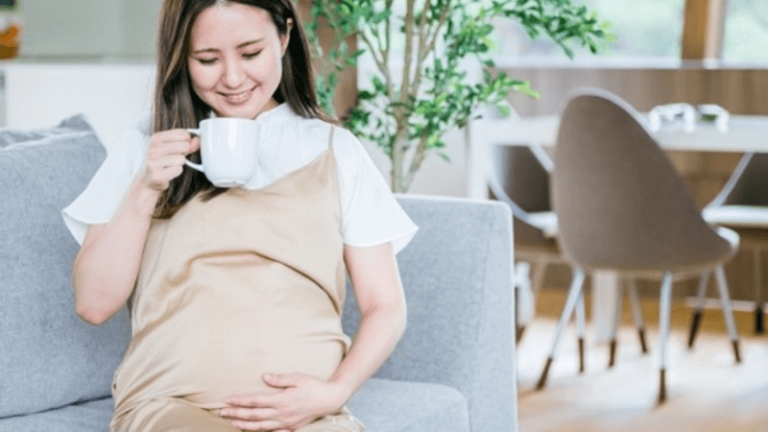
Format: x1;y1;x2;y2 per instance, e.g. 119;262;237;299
140;129;200;193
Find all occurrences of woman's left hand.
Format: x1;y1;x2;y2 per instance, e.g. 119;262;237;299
219;372;348;431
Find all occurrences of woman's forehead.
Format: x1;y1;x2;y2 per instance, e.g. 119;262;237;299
190;3;275;47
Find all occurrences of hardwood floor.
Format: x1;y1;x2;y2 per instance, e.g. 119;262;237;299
517;290;768;432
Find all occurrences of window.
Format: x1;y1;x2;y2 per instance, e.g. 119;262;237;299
722;0;768;64
490;0;686;65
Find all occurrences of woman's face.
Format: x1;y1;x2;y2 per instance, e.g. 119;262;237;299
187;3;291;119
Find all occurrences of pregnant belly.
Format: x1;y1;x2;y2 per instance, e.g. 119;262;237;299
177;327;347;408
113;267;350;411
114;312;348;410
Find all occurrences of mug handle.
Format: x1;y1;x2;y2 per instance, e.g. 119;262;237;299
185;128;204;172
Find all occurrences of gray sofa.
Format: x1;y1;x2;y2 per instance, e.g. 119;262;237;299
0;116;517;432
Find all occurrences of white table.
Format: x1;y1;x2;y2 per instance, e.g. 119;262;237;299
467;114;768;341
468;114;768;198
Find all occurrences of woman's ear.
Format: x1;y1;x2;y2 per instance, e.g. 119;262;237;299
281;18;294;55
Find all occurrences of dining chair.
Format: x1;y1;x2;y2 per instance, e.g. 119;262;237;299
486;143;649;370
698;152;768;335
539;89;742;403
486;144;582;353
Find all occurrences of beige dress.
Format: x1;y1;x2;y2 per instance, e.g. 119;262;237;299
110;127;363;432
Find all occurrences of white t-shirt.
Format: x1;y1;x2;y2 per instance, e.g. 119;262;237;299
62;103;418;254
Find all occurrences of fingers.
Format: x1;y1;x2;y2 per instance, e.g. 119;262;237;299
225;393;279;408
263;372;301;389
218;406;285;432
227;419;284;431
219;406;278;421
147;131;197;158
189;135;200;153
141;129;199;192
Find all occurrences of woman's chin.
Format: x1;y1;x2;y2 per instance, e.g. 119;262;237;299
214;102;271;119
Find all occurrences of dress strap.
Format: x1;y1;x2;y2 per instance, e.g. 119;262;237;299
327;125;335;150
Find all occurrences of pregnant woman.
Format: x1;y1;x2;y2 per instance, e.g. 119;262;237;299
62;1;418;431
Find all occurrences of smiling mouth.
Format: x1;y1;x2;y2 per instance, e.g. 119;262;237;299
220;85;257;103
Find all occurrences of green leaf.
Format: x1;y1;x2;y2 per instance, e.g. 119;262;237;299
358;90;375;100
372;75;387;93
496;103;512;117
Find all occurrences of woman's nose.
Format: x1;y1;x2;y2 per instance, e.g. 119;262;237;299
221;58;246;89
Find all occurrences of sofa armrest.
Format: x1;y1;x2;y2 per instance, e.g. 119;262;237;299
342;195;517;432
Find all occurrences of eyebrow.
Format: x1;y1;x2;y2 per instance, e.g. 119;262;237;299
192;39;264;54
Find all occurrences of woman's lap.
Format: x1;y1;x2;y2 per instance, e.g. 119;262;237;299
112;398;237;432
112;399;364;432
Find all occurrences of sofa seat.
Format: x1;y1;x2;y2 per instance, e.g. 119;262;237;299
0;378;468;432
348;379;470;432
0;398;113;432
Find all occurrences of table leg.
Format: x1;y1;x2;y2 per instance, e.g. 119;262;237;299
754;247;765;334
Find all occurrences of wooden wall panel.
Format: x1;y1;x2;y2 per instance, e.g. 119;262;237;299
682;0;725;60
502;68;768;116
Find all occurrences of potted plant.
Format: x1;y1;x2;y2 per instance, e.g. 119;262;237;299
305;0;614;192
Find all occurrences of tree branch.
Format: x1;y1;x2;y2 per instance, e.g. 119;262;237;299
410;0;432;97
400;0;416;105
385;0;393;64
390;0;418;191
359;28;392;92
410;1;451;96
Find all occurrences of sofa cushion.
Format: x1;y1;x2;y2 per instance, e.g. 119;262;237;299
0;116;131;419
348;378;470;432
0;397;113;432
0;115;96;148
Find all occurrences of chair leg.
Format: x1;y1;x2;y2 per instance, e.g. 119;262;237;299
531;260;548;296
516;325;526;345
576;289;587;373
514;266;522;345
658;272;673;404
536;268;586;390
514;261;533;345
608;281;624;368
753;248;765;335
688;271;711;349
714;266;742;363
627;279;649;354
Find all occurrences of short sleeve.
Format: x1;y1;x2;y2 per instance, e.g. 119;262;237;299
335;129;419;255
61;123;148;245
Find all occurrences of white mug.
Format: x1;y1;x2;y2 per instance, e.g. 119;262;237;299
185;118;261;187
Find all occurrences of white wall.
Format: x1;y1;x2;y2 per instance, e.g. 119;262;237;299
5;63;156;151
359;129;467;197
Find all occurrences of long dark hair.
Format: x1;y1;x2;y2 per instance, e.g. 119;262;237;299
152;0;331;219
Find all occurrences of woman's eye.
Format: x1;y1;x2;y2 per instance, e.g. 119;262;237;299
244;50;262;59
197;58;217;65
